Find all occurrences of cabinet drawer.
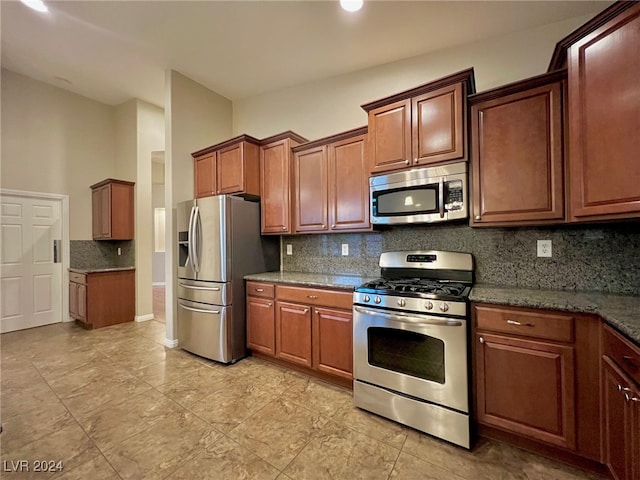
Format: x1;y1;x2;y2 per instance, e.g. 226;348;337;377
475;305;574;343
603;324;640;385
276;285;353;310
69;272;86;284
246;281;275;299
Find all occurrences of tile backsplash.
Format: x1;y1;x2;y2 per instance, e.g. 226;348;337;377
281;222;640;295
69;240;135;269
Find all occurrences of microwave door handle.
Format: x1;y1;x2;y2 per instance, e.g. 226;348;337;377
438;177;445;218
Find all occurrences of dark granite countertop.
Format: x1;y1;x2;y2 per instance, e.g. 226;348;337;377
69;267;135;274
470;285;640;345
244;271;375;290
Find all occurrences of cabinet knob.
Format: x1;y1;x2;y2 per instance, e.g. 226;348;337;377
268;302;273;307
405;160;410;165
414;158;418;164
479;336;485;344
322;224;326;228
331;224;336;228
475;215;481;221
282;226;287;231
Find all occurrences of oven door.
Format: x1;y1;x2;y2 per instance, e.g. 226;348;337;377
353;305;469;413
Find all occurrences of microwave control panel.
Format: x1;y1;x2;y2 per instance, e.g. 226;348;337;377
445;180;464;212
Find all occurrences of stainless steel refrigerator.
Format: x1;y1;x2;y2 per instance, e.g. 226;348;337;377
176;195;279;363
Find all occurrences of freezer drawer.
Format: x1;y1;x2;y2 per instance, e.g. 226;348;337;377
177;299;232;363
177;278;231;305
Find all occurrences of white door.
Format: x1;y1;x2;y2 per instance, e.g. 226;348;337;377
1;194;63;333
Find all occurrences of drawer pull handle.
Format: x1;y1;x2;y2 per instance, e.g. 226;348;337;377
624;393;639;402
479;336;484;344
307;295;319;299
255;288;264;292
507;319;534;327
622;355;639;368
617;385;632;393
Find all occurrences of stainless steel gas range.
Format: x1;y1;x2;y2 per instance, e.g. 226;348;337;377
353;250;474;448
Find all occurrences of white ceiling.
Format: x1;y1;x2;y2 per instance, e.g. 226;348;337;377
1;0;610;107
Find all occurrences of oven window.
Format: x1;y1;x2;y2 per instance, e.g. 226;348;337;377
367;327;445;384
374;186;437;216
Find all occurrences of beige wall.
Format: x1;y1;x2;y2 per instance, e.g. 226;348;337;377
164;70;232;343
1;68;115;240
233;14;593;140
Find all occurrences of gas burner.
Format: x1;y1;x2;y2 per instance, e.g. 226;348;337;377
359;278;470;299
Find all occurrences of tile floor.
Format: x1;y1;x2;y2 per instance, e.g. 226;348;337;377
0;320;607;480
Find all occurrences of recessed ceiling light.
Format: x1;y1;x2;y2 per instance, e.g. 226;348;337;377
340;0;363;13
20;0;48;13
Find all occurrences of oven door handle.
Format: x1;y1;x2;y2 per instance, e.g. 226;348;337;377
354;306;463;327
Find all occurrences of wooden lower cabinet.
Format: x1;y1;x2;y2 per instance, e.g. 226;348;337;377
475;332;576;449
69;269;135;329
313;306;353;380
246;281;353;387
276;301;313;367
602;325;640;480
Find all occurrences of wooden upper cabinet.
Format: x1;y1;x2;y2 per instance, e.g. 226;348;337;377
192;135;260;199
90;179;134;240
328;133;370;231
294;145;328;233
194;152;216;198
260;132;307;235
412;82;464;166
558;2;640;221
469;72;566;226
362;69;474;175
293;127;370;234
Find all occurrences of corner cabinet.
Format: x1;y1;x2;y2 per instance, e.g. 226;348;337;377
292;127;370;234
69;269;135;329
472;303;602;462
90;179;135;240
553;2;640;222
362;69;474;174
246;281;354;388
192;135;261;199
602;325;640;480
259;131;308;235
469;71;565;226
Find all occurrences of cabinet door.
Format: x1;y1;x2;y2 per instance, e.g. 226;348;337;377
92;185;111;239
194;152;216;198
217;143;245;195
261;139;292;234
275;301;312;367
603;356;635;480
328;134;370;231
475;333;576;449
110;182;135;240
77;283;87;322
471;82;564;225
69;282;78;318
293;146;328;233
568;4;640;221
246;296;275;355
368;99;412;174
412;82;464;166
312;306;352;379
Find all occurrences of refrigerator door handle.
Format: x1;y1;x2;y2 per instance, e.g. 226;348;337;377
178;302;220;315
178;283;221;292
187;205;196;270
192;206;201;273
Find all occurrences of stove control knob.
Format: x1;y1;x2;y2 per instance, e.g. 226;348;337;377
374;296;382;304
397;299;406;307
425;301;434;310
363;295;370;303
440;303;449;312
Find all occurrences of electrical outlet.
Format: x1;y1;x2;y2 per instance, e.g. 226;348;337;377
286;244;293;256
537;240;552;258
117;247;122;256
341;243;349;256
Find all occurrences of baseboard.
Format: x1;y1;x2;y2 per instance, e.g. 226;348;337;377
164;338;179;348
152;282;166;286
135;314;155;322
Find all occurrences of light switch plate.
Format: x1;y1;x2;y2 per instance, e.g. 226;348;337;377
341;243;349;256
286;244;293;256
537;240;552;258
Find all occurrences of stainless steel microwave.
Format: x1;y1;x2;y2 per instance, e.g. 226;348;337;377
370;162;468;225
